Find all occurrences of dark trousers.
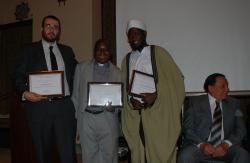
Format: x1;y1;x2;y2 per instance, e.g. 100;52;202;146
26;97;77;163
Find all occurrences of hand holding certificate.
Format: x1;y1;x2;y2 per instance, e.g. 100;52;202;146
128;70;157;109
28;71;64;97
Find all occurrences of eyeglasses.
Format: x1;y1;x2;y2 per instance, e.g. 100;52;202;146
44;24;60;30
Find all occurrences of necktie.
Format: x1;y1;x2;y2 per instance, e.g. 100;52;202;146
49;46;58;70
210;100;222;146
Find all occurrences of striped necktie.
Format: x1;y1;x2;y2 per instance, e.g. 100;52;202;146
210;100;222;146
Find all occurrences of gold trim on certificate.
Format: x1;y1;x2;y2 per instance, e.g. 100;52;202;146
87;82;123;107
129;70;156;98
28;71;65;97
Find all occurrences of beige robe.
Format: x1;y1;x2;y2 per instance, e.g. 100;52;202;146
121;45;185;163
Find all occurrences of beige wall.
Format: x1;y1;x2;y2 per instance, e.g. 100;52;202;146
0;0;101;62
0;0;20;25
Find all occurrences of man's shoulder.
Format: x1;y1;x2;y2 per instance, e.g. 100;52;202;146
57;43;75;58
121;51;132;68
151;45;163;50
57;43;73;50
23;41;41;48
189;94;239;105
151;45;166;52
77;60;92;69
189;94;208;103
109;61;121;71
150;45;172;59
225;96;239;105
20;41;42;54
123;51;132;59
226;95;237;101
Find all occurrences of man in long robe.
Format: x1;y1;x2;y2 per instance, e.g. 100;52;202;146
121;19;185;163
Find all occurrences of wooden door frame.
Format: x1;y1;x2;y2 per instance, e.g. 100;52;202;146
101;0;116;65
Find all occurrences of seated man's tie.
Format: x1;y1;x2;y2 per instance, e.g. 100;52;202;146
210;100;222;146
49;46;58;70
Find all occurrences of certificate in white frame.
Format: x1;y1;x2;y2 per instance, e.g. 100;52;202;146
87;82;123;107
28;71;64;97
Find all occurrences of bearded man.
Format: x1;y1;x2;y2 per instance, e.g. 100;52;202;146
14;15;77;163
121;19;185;163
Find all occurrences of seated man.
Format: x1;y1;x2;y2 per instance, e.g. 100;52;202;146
178;73;250;163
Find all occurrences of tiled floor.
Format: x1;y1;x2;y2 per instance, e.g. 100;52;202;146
0;148;11;163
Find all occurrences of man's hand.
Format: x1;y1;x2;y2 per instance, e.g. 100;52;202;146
141;92;157;107
105;101;115;112
23;91;47;102
200;143;216;156
213;143;229;157
130;97;145;110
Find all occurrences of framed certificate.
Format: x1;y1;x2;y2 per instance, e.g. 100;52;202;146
28;71;64;97
87;82;123;107
129;70;156;98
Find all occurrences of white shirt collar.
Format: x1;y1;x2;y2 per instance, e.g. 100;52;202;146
208;93;216;104
42;39;57;48
208;93;222;110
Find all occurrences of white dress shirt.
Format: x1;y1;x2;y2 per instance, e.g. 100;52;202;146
129;46;153;81
41;40;70;96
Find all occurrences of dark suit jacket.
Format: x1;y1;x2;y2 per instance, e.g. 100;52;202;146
14;41;77;121
182;95;246;147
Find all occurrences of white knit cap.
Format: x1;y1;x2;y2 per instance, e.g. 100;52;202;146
126;19;146;34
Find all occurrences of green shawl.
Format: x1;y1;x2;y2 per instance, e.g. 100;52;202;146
121;45;185;163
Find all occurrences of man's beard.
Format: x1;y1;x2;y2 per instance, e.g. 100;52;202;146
42;31;59;42
130;41;147;52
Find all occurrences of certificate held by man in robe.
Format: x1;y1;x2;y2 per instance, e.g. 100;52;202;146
28;71;64;97
129;70;156;98
87;82;123;107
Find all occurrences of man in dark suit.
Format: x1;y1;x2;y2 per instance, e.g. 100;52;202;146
178;73;250;163
14;15;77;163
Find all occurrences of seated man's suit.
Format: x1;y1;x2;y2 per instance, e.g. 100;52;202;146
178;95;250;163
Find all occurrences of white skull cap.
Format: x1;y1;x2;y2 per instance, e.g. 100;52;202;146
126;19;146;34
